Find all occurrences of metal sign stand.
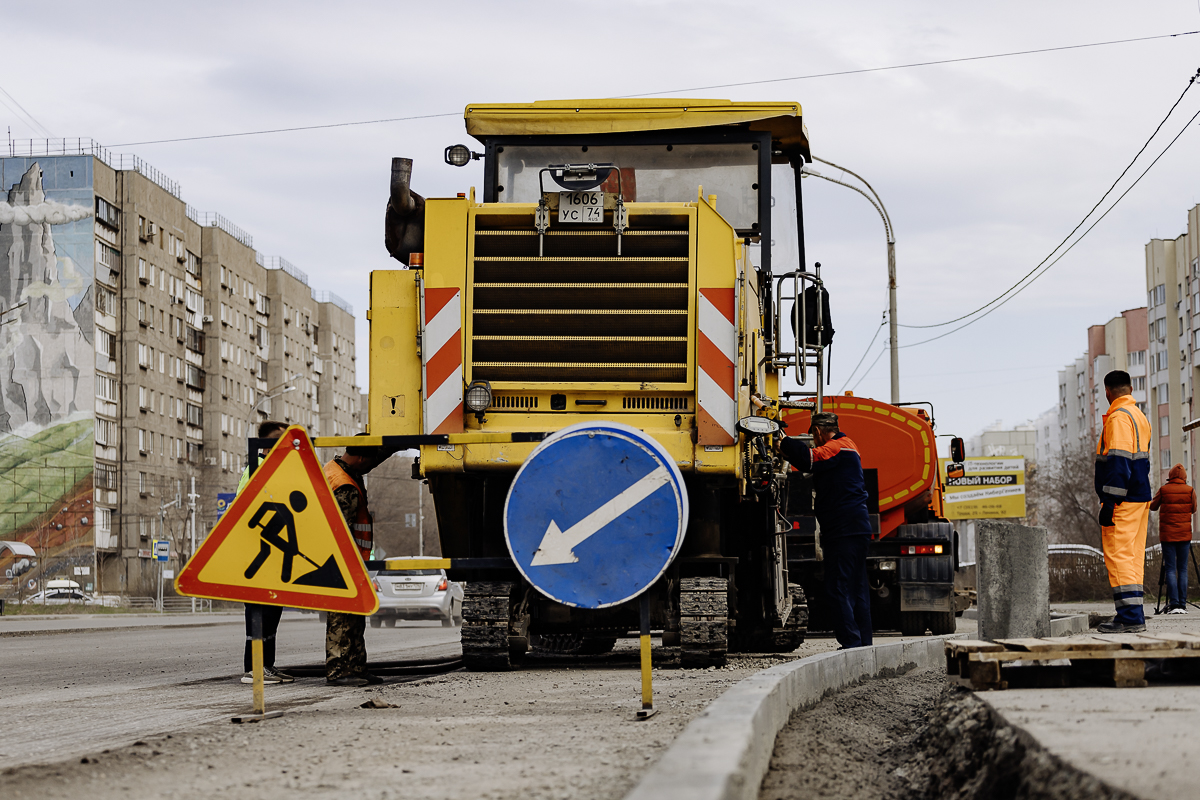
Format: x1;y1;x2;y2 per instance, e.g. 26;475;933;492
635;594;657;720
231;605;282;723
230;443;283;724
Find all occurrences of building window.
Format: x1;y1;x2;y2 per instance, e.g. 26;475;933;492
186;403;203;428
185;251;200;277
138;387;149;410
94;418;114;446
1161;415;1170;433
186;327;205;354
138;300;148;326
187;442;202;464
96;241;120;271
95;196;120;230
1162;448;1172;467
186;364;206;391
96;374;117;402
96;286;116;316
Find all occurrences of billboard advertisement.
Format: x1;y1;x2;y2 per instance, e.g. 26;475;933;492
939;457;1026;520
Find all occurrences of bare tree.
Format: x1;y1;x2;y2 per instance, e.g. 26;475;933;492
1027;443;1106;549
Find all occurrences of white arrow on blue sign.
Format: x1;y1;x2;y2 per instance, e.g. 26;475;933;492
504;421;689;609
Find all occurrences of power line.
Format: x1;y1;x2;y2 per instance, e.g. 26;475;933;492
629;30;1200;97
105;31;1200;149
0;82;54;138
900;97;1200;349
838;308;888;393
899;66;1200;330
109;111;460;148
849;344;889;393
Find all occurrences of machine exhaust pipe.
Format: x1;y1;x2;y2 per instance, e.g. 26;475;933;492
384;157;425;264
390;157;416;215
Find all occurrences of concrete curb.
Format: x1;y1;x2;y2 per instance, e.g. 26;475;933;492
624;636;959;800
1050;613;1088;636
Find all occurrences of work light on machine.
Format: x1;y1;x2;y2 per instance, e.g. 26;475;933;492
444;144;481;167
736;416;780;436
465;379;493;417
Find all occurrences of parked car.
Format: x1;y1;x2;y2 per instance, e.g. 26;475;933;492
369;565;463;628
26;579;90;605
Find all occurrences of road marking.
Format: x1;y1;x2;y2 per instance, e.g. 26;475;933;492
530;466;672;566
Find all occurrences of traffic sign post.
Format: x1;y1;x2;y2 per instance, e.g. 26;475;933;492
176;426;377;721
504;421;688;718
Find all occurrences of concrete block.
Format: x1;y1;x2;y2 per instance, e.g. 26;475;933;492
977;519;1050;641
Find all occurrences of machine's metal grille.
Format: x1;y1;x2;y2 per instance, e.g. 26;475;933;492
622;396;689;410
470;216;691;384
493;395;539;409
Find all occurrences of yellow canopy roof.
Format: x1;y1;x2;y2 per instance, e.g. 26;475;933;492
465;99;809;156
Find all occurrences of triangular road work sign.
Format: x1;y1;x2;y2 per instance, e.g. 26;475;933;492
176;426;378;614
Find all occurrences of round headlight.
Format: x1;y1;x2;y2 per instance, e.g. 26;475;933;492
465;380;492;413
445;144;472;168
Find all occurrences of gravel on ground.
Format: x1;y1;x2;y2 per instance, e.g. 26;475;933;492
1;642;840;800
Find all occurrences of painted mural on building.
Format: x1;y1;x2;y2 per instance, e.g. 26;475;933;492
0;157;95;557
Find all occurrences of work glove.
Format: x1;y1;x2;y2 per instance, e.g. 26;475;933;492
1098;502;1115;528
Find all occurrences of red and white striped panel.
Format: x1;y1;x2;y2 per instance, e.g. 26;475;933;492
697;287;737;445
423;287;463;435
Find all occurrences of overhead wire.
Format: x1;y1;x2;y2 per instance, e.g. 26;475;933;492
900;94;1200;349
630;30;1200;97
838;308;888;393
0;82;55;139
101;31;1200;148
898;66;1200;330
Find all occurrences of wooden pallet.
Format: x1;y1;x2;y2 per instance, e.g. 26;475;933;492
946;633;1200;690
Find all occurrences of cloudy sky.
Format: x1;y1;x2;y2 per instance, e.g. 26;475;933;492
4;0;1200;447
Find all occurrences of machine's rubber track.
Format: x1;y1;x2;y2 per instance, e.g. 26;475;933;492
680;576;729;668
771;583;809;652
531;633;619;656
462;581;516;671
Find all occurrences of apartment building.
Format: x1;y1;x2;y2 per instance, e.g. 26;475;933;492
0;142;359;595
1055;308;1149;461
1145;205;1200;493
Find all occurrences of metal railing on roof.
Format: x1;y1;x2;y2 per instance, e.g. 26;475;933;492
5;138;181;199
185;206;253;248
311;290;353;316
256;254;309;286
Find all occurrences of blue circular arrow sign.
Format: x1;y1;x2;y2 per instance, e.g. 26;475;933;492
505;421;689;609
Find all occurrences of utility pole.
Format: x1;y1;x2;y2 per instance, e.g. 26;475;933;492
802;158;899;403
187;476;198;612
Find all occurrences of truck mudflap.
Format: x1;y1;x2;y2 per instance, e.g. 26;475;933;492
900;583;954;613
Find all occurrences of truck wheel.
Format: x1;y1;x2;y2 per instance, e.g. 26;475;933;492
680;576;728;668
899;611;927;637
369;616;382;629
927;610;956;635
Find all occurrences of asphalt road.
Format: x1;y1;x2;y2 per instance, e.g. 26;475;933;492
0;612;460;768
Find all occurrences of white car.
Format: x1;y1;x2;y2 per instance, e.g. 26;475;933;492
22;579;121;607
369;566;464;628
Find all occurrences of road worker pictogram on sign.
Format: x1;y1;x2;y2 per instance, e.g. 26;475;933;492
175;426;378;614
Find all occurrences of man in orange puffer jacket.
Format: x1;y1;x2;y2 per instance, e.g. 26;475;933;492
1150;463;1197;614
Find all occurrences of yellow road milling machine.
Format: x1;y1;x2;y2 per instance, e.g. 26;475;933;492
374;100;827;670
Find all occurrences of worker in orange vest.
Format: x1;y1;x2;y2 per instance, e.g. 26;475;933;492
1094;370;1153;633
323;437;391;686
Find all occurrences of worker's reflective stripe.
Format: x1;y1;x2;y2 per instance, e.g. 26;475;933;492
1106;449;1136;460
1103;485;1129;496
1114;594;1144;607
352;523;372;532
1132;452;1150;460
1112;584;1143;594
354;537;372;550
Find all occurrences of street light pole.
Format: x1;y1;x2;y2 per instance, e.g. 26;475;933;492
802;158;899;404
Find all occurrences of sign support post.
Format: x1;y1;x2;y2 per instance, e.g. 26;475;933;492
636;594;656;720
249;604;265;714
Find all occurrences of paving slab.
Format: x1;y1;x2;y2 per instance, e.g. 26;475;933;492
981;612;1200;800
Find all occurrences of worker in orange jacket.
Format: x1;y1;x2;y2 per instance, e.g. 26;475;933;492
1094;370;1153;633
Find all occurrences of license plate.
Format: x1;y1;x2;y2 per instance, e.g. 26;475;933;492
393;583;423;591
559;191;603;223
